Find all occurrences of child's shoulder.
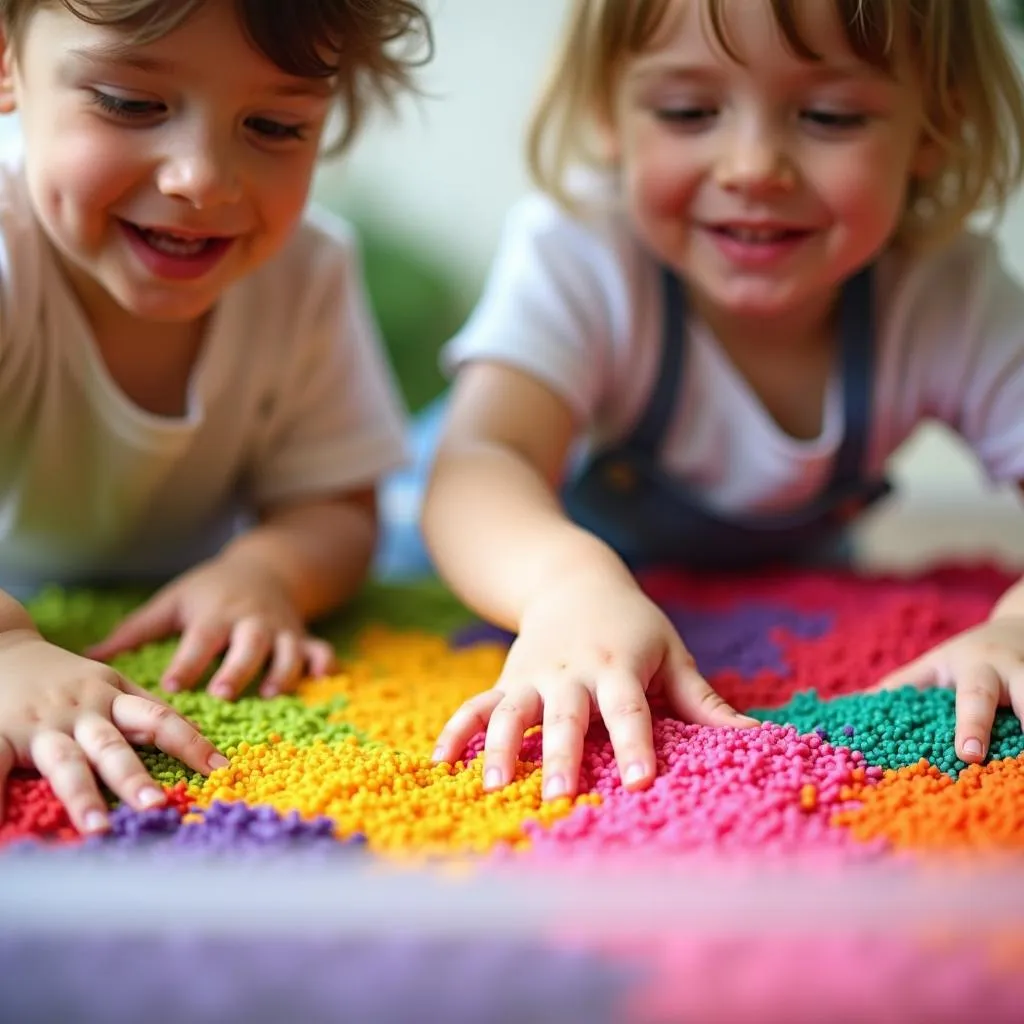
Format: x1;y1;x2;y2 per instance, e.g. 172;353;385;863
265;204;360;280
235;205;365;324
507;169;636;249
880;228;1008;304
875;228;1023;363
497;169;650;304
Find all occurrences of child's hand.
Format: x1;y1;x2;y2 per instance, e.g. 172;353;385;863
432;571;758;800
86;556;336;700
0;629;226;833
876;617;1024;762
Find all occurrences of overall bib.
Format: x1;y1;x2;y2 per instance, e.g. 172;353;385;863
562;266;892;571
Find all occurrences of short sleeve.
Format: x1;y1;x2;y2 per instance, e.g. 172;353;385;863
442;192;626;422
247;222;409;506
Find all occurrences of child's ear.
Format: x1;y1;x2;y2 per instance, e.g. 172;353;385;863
910;132;943;180
912;92;964;181
0;31;17;115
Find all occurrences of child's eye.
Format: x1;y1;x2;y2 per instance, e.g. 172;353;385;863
801;109;868;130
654;106;717;127
245;116;307;142
90;90;164;120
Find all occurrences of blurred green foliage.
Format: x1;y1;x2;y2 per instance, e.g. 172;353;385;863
356;222;469;413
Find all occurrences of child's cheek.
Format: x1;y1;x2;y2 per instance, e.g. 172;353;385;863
51;132;143;211
625;133;699;224
26;130;143;247
813;145;908;240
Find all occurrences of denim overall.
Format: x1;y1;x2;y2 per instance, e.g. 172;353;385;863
561;266;892;571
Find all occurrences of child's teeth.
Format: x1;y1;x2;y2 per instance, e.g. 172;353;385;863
728;227;791;242
140;228;210;256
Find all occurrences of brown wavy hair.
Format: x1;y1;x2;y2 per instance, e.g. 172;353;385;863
0;0;432;153
527;0;1024;249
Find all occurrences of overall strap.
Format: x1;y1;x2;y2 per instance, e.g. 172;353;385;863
625;265;687;455
830;265;876;488
626;263;877;486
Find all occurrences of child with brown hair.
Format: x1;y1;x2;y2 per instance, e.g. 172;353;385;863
0;0;429;834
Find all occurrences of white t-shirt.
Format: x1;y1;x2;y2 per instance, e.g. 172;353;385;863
0;149;408;596
445;186;1024;515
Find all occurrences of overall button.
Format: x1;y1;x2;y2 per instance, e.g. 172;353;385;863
603;460;637;492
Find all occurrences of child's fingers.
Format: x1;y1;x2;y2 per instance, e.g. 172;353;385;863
304;638;337;679
86;595;177;661
1009;667;1024;727
111;692;228;775
481;687;542;791
663;641;758;729
259;632;303;698
874;654;939;692
74;714;167;811
0;736;14;822
115;678;205;734
954;664;1002;763
432;689;503;764
30;731;110;835
207;620;274;699
162;621;231;693
540;681;591;800
595;670;656;790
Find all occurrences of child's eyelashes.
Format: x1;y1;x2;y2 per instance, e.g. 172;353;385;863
652;105;870;132
90;90;163;120
88;91;309;142
654;106;716;128
244;117;308;142
801;109;869;130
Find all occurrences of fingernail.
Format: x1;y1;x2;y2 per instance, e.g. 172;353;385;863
544;775;567;800
163;677;180;693
260;687;279;700
209;685;231;700
431;746;445;763
83;810;109;833
623;763;647;787
138;787;165;809
484;767;504;790
208;753;230;770
962;738;984;758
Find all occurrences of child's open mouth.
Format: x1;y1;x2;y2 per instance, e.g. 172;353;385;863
703;223;814;267
120;221;234;280
711;225;811;244
134;226;221;257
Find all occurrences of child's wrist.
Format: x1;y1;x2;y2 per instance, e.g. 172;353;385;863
989;577;1024;621
0;592;38;639
523;528;637;607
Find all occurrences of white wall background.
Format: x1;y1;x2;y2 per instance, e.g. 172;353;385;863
1;1;1023;514
314;0;569;302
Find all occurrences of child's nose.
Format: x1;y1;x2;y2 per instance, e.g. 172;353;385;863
714;125;796;195
156;133;243;209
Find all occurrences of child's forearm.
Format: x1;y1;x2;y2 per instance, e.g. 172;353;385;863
218;490;378;621
423;444;637;632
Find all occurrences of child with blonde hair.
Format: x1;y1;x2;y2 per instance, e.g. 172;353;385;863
0;0;429;835
424;0;1024;802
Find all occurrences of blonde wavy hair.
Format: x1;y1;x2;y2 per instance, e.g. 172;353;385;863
0;0;432;154
527;0;1024;249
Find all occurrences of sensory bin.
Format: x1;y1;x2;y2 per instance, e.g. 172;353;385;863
3;564;1024;1023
